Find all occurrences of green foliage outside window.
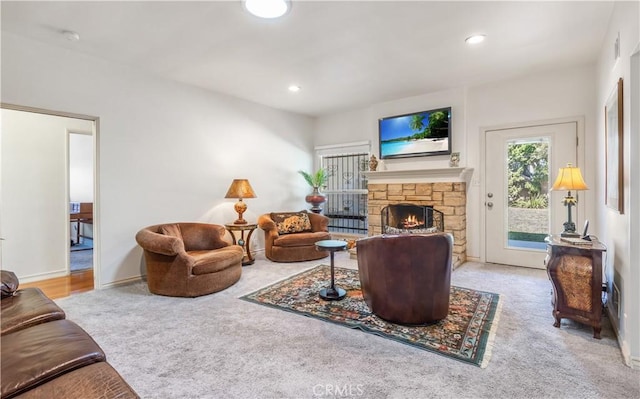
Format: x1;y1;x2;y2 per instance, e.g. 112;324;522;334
508;143;549;209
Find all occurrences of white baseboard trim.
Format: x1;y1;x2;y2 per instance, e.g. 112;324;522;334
19;269;68;284
629;355;640;370
616;337;640;370
98;275;143;290
604;299;638;369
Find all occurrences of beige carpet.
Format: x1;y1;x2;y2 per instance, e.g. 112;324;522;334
55;252;640;399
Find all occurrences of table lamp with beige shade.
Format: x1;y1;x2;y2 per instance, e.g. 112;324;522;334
225;179;257;225
550;163;588;237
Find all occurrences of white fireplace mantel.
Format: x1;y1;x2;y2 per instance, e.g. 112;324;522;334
363;167;473;184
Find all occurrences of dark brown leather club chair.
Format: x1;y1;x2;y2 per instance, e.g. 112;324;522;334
135;223;243;297
258;211;331;262
356;233;453;325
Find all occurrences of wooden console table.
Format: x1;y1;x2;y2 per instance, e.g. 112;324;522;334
545;235;606;339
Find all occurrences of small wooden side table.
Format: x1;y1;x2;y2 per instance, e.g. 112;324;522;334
225;223;257;266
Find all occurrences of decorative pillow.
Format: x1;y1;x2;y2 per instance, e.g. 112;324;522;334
384;226;440;235
270;212;312;235
1;270;19;298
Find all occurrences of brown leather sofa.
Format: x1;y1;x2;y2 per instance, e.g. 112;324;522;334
356;233;453;325
135;222;244;297
1;271;138;399
258;211;331;262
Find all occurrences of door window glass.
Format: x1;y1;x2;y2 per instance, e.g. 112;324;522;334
506;138;550;250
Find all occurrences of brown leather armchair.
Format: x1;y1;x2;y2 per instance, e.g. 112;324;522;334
135;223;243;297
258;211;331;262
356;233;453;325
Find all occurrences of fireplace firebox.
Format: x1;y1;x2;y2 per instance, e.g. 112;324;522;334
381;204;443;234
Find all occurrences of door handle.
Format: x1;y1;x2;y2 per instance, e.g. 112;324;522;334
487;192;493;198
487;202;494;209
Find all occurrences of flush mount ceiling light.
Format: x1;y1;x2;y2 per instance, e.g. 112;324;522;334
465;34;486;45
62;30;80;42
243;0;290;19
288;85;301;92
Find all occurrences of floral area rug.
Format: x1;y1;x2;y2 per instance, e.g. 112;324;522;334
241;265;502;368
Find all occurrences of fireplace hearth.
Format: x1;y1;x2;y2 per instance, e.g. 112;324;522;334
381;204;444;233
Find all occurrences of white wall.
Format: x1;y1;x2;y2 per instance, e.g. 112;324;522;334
1;109;93;279
1;32;316;287
315;67;596;261
595;0;639;368
315;88;466;171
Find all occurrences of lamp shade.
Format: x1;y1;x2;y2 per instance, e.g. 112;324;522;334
551;164;588;191
224;179;257;199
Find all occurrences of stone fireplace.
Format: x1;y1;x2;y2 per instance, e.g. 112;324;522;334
365;168;470;268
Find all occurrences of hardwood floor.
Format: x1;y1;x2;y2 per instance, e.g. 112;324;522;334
19;269;94;299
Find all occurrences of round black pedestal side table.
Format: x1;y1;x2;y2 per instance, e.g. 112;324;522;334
315;239;348;301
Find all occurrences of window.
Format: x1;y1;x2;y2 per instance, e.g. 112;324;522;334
316;142;370;235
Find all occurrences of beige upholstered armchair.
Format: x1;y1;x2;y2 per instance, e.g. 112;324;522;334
258;211;331;262
135;222;243;297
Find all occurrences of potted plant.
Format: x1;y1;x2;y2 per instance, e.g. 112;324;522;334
298;168;328;213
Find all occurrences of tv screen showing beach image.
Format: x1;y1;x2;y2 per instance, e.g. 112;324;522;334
379;107;451;159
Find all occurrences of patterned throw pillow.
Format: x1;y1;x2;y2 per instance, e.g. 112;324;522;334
271;212;313;235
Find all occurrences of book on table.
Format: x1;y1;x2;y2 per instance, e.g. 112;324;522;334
560;237;592;246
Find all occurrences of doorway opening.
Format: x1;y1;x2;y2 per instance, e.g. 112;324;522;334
1;103;99;297
484;120;580;269
69;132;94;273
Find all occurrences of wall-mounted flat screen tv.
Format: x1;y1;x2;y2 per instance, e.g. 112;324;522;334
378;107;451;159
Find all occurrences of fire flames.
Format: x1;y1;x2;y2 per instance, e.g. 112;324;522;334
401;214;424;229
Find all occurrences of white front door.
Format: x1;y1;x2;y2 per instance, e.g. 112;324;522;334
485;122;578;269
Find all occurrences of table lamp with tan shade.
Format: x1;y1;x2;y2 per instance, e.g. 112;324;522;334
550;163;588;237
225;179;257;225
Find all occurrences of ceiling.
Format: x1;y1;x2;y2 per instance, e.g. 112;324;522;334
1;1;613;117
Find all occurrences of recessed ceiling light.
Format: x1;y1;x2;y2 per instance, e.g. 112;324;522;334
244;0;290;19
465;34;486;45
288;85;301;93
62;30;80;42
